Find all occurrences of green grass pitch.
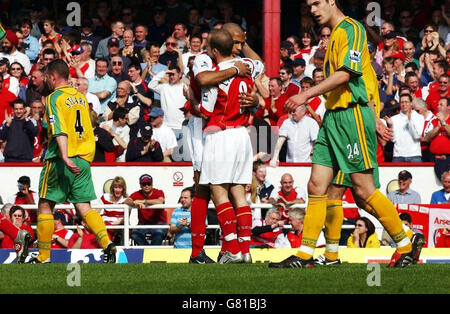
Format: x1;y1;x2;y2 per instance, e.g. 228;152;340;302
1;263;449;294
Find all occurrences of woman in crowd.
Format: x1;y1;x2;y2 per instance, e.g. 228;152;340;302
347;217;381;248
8;62;29;87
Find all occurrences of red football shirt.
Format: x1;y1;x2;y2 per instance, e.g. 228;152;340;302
429;116;450;155
0;224;34;249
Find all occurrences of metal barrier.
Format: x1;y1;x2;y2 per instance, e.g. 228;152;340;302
18;203;361;249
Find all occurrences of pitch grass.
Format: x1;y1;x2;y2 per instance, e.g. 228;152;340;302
1;263;449;294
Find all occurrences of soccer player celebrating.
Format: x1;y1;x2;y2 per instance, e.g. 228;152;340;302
28;59;116;263
199;29;261;264
269;0;418;268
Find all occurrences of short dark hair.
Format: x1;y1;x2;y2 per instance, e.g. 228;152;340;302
42;48;57;57
168;64;181;73
269;77;282;86
9;205;25;220
95;57;109;67
400;93;413;102
113;107;129;121
208;29;233;57
404;62;419;71
181;187;195;198
300;77;315;86
280;65;293;75
46;59;69;80
399;212;412;224
11;99;26;108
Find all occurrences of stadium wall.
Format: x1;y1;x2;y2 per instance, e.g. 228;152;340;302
0;162;442;205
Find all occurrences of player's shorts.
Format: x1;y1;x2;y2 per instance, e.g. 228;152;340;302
185;115;205;172
200;126;253;185
313;104;378;174
333;168;380;189
39;156;97;204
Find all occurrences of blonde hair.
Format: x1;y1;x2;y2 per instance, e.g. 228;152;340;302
109;176;128;201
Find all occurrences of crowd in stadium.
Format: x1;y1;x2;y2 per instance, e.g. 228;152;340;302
0;0;449;250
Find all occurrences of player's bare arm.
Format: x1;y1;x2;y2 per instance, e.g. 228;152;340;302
195;61;249;86
285;69;351;112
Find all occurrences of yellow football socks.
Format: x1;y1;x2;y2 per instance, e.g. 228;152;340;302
366;190;411;254
83;209;110;249
36;214;54;262
296;194;328;260
324;199;344;261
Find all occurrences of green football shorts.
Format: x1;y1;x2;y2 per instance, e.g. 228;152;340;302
313;104;378;175
39;156;97;204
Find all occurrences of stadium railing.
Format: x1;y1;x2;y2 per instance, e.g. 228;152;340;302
19;203;360;249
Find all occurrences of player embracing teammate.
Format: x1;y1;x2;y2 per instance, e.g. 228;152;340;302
186;25;263;264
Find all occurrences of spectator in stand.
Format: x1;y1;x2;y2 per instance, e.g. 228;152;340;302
120;29;142;63
375;31;401;68
95;21;125;59
347;217;380;248
0;30;31;75
127;63;153;108
315;26;331;52
125;122;164;162
125;174;167;246
24;68;48;107
76;77;101;116
274;207;305;248
0;99;39;162
98;176;128;244
386;93;424;162
424;97;450;179
120;6;136;30
312;67;324;85
39;19;62;48
169;187;195;248
7;176;38;224
18;19;40;63
68;220;103;249
387;170;422;204
290;58;306;87
30;48;57;74
300;77;326;124
297;30;316;65
100;107;130;162
255;77;288;127
412;97;437;162
252;160;274;220
280;40;295;68
90;110;114;162
0;205;34;249
29;100;46;163
181;34;203;76
148;107;178;162
103;80;141;140
269;173;307;223
109;55;130;84
134;25;149;49
430;171;450;204
9;62;29;89
88;58;117;115
286;35;302;59
159;36;183;69
0;75;17;123
161;23;189;55
0;58;19;97
142;42;168;108
426;73;450;114
148;64;187;132
68;42;96;80
186;7;202;36
402;41;420;69
80;19;102;59
304;49;325;79
270;104;319;165
251;208;284;248
51;211;74;249
148;7;171;47
107;37;131;73
398;9;420;45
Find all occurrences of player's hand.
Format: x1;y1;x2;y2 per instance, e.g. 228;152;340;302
234;61;250;77
285;92;308;113
376;118;393;142
63;157;81;175
239;90;258;108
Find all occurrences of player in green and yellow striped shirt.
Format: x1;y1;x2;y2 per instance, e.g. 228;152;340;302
29;60;116;263
269;0;422;269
